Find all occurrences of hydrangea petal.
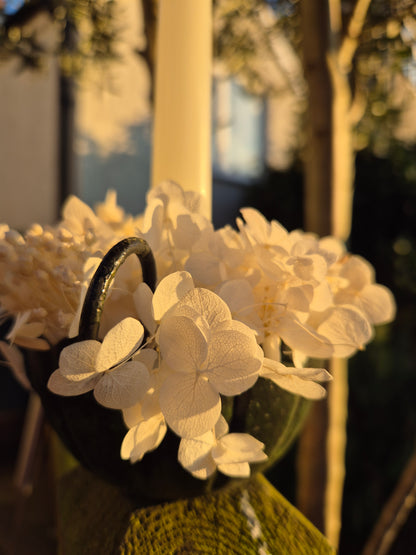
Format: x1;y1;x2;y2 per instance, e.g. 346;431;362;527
152;271;194;321
317;306;373;358
48;369;100;396
217;462;251;478
215;414;229;439
132;347;157;369
206;330;261;396
358;284;396;324
120;413;166;463
262;372;328;400
171;213;205;250
218;279;264;333
178;432;217;479
310;281;333;312
336;284;396;325
96;317;144;372
159;315;208;373
185;252;224;289
213;434;267;464
59;340;101;380
175;288;231;327
93;360;150;409
122;402;144;429
261;358;331;400
278;316;333;358
339;255;374;290
159;373;221;438
133;282;157;334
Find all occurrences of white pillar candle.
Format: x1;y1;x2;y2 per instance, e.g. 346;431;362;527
151;0;212;218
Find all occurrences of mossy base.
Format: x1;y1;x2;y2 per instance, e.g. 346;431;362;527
57;466;336;554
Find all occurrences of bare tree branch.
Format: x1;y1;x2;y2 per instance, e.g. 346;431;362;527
139;0;158;103
363;449;416;555
338;0;372;70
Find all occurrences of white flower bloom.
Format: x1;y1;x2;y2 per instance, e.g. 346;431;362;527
178;416;267;479
120;350;167;463
185;226;248;289
260;358;332;400
333;255;396;325
6;311;49;350
212;433;268;478
157;288;263;438
48;317;149;409
0;195;134;347
0;181;398;480
121;413;167;463
94;190;128;228
237;207;289;252
221;275;334;359
139;181;212;278
311;305;374;358
152;270;195;322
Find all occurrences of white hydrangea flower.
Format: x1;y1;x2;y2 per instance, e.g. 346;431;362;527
332;255;396;325
0;194;133;347
120;349;168;463
48;317;149;409
0;182;398;480
260;358;332;400
6;310;49;351
178;416;267;479
158;287;263;439
139;181;212;279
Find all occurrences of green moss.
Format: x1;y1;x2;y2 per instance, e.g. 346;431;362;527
58;467;336;554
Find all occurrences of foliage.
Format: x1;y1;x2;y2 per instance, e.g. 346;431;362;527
0;0;119;73
213;0;416;156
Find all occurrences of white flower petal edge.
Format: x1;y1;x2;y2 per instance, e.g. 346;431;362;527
57;340;101;381
158;315;208;374
152;271;194;321
159;372;222;438
120;413;167;463
260;358;332;400
178;416;268;479
47;369;101;396
47;317;146;404
93;360;150;409
177;430;217;479
96;317;144;372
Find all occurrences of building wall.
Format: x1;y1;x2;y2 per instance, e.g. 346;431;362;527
0;58;59;230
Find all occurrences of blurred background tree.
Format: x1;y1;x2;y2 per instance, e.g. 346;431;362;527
212;2;416;551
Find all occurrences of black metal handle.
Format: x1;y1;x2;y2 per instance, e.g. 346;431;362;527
78;237;156;341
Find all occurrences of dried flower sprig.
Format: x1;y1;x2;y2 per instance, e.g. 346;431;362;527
0;182;396;481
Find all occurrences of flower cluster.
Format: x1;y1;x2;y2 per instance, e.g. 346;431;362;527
0;182;396;480
0;192;141;349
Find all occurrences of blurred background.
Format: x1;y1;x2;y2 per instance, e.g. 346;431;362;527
0;1;416;553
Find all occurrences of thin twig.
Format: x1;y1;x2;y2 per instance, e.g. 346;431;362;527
338;0;372;70
362;449;416;555
325;358;348;549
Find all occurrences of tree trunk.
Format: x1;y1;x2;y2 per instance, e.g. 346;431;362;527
297;0;333;533
297;0;357;545
300;0;333;238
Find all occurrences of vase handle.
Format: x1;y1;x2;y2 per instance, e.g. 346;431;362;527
78;237;156;341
